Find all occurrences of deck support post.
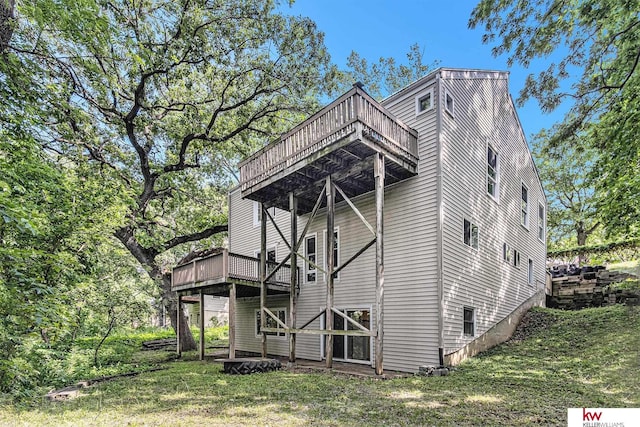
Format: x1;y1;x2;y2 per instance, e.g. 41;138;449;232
374;152;385;375
325;176;335;368
289;192;298;363
229;283;236;358
199;289;205;360
260;203;267;358
176;293;182;357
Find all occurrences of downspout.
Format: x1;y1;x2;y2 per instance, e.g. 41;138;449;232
436;71;445;366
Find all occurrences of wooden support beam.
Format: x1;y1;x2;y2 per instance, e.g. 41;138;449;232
374;152;385;375
260;203;267;358
325;176;335;368
176;293;182;357
289;192;297;363
330;307;370;333
298;309;325;331
265;252;291;283
294;181;326;253
229;283;236;358
264;307;288;329
334;183;375;236
199;289;205;361
265;207;291;250
263;327;374;336
334;237;376;276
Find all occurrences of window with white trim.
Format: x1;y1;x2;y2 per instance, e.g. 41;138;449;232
528;258;534;285
323;228;340;280
445;91;455;117
305;234;317;283
415;88;434;114
463;218;479;250
255;308;286;337
521;183;529;228
503;243;511;263
513;249;521;268
253;202;276;228
487;144;499;199
538;202;545;242
463;307;475;336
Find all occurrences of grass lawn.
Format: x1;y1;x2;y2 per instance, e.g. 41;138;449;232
2;305;638;426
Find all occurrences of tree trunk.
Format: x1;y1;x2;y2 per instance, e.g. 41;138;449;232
160;271;197;351
0;0;15;54
114;226;198;351
576;223;588;265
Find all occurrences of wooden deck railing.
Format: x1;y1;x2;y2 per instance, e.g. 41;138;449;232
239;86;418;193
172;250;296;290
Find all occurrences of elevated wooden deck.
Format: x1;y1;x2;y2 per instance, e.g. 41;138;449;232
239;85;418;214
171;250;296;297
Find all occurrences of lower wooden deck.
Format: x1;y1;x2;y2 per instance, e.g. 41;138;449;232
172;249;294;297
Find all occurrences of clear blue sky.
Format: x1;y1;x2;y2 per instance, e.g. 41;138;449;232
283;0;571;141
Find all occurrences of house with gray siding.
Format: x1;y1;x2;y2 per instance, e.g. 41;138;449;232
172;68;547;374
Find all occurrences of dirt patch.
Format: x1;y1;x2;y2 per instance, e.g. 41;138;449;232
509;310;559;343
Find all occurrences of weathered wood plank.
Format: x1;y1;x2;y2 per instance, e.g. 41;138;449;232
260;204;267;358
229;283;236;358
325;176;334;368
199;289;205;361
289;192;297;363
375;152;385;375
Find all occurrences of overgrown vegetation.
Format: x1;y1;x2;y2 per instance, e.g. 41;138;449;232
1;307;637;426
0;325;227;405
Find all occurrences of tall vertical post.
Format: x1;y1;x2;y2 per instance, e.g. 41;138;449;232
229;283;236;358
374;152;385;375
289;192;298;363
325;176;335;368
199;289;205;360
260;203;268;358
176;293;182;357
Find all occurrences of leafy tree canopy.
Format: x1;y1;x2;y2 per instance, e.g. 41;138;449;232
470;0;640;238
346;43;440;100
2;0;341;348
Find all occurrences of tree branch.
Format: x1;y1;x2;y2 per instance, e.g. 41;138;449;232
160;224;228;253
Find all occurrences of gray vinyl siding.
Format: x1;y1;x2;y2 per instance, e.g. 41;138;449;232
235;295;290;356
437;69;546;354
228;77;441;371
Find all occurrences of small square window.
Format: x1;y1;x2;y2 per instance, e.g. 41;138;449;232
463;218;479;250
445;92;454;116
463;307;475;336
416;89;434;114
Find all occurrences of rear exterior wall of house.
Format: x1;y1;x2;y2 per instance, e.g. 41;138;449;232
228;73;442;372
436;69;547;355
227;68;546;372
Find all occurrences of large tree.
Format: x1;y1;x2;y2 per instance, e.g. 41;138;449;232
3;0;337;349
0;0;14;53
531;130;600;249
469;0;640;237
